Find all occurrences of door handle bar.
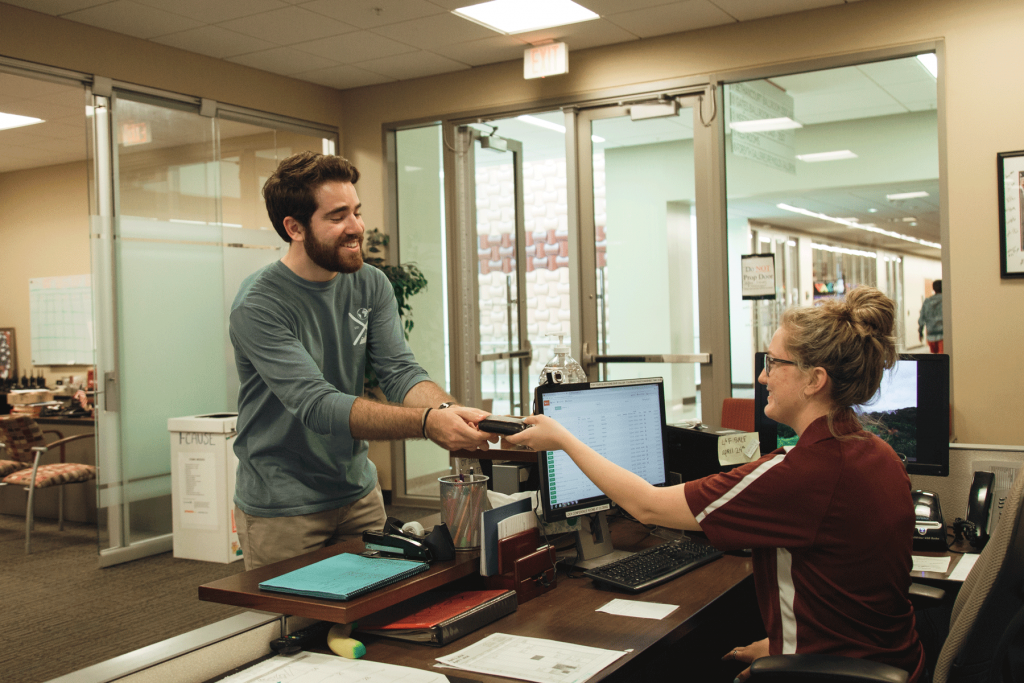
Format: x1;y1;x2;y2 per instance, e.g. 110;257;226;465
581;343;710;366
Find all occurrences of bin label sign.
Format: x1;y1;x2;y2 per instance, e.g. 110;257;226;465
179;432;218;446
178;452;220;530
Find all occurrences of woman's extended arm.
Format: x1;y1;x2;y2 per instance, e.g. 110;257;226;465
505;415;702;531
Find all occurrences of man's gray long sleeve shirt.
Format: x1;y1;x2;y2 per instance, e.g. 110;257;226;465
229;260;430;517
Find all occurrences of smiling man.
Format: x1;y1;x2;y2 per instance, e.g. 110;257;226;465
228;151;492;569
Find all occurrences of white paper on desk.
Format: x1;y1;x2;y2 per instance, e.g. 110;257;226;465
596;598;679;620
216;651;448;683
437;633;627;683
947;553;980;582
912;555;951;574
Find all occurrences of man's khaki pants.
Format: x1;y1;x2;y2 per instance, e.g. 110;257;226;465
235;483;388;570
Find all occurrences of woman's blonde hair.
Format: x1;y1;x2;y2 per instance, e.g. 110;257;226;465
780;286;898;438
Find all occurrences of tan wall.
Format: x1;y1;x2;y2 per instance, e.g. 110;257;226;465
0;161;91;384
340;0;1024;446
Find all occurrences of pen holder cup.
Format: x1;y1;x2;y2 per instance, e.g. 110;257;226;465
438;474;489;549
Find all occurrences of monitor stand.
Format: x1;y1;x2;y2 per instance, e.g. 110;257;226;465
573;510;634;570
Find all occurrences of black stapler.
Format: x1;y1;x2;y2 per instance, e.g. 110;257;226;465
362;518;433;561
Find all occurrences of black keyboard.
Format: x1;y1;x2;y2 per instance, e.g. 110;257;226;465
584;539;724;593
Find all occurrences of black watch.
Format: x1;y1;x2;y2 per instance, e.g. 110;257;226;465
438;402;455;409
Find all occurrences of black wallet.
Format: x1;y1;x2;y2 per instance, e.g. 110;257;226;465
479;414;532;435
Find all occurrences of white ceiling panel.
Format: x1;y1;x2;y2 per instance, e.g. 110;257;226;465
576;0;694;14
63;1;204;39
293;64;395;89
298;0;445;29
226;46;340;76
217;6;358;45
1;0;112;15
857;57;934;85
710;0;845;21
131;0;289;24
354;50;472;80
297;31;419;63
605;0;735;38
152;26;277;59
432;35;530;67
369;12;497;50
513;19;638;51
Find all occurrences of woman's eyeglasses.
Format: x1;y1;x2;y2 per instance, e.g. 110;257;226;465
764;354;798;376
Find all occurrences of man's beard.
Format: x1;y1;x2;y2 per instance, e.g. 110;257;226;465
303;228;363;274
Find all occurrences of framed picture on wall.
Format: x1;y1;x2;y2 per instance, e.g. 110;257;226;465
0;328;16;382
997;150;1024;278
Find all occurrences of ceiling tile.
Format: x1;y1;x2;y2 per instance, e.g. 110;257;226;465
0;0;112;15
514;18;637;51
605;0;734;38
297;31;419;63
152;26;277;59
226;47;341;76
575;0;692;16
299;0;445;29
131;0;288;24
217;6;358;45
293;64;396;89
432;35;529;67
370;12;497;50
708;0;842;21
355;50;472;80
857;58;935;86
771;66;873;94
63;0;204;39
423;0;482;9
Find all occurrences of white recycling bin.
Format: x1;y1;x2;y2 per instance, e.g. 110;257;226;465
168;413;243;563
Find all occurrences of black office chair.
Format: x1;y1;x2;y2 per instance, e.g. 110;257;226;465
748;471;1024;683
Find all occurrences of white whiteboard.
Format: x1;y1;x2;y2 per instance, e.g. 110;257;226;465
29;274;95;366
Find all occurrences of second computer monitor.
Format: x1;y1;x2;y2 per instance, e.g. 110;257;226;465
535;377;669;523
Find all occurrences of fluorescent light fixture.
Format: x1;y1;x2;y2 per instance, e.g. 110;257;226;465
776;203;941;249
917;53;938;78
454;0;598;35
812;242;877;258
0;112;44;131
729;117;802;133
886;191;929;201
517;114;604;142
796;150;858;162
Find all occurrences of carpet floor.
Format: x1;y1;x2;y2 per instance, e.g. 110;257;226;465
0;505;433;682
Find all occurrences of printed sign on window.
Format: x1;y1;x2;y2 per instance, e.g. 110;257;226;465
741;253;777;300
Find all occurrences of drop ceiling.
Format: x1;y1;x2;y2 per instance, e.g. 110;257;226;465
0;0;941;258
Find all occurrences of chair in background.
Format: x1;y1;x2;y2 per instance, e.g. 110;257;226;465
721;397;755;433
748;470;1024;682
0;415;96;553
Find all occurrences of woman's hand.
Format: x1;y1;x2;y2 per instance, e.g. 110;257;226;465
722;638;769;682
503;415;572;452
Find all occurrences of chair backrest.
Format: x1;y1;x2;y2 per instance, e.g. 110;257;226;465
933;470;1024;683
0;415;46;463
722;397;755;433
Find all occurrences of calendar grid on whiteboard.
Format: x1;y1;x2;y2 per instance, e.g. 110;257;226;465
29;274;95;366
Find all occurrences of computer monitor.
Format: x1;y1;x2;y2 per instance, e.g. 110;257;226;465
535;377;669;567
753;353;949;476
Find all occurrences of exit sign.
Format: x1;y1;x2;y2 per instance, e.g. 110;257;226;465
524;42;568;80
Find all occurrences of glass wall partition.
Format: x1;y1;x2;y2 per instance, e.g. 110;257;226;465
94;91;334;565
725;54;943;394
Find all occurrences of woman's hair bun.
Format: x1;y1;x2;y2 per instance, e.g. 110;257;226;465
844;286;895;338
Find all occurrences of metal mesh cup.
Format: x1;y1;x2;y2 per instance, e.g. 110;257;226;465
438;474;489;549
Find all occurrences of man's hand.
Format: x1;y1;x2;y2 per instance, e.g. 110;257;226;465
425;406;495;451
722;638;770;682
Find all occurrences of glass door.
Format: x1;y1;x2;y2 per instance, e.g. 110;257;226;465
454;126;531;417
575;99;710;426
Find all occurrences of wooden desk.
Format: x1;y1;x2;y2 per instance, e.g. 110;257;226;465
200;521;754;683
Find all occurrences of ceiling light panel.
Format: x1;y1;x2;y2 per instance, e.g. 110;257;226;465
796;150;858;162
886;191;930;200
454;0;598;35
0;112;44;131
729;117;802;133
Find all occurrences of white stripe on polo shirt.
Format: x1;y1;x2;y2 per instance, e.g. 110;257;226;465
694;451;789;523
777;547;798;653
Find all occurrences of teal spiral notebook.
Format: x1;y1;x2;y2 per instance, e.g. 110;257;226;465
258;553;429;601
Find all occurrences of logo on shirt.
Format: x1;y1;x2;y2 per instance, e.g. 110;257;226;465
350;308;371;345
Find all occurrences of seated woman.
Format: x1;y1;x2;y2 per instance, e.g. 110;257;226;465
506;286;925;683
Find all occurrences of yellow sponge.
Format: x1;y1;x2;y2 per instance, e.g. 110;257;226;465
327;622;366;659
